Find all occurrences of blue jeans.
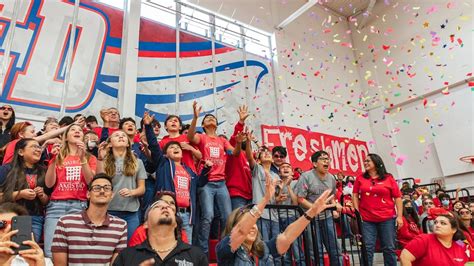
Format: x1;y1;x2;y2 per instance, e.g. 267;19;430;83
280;216;305;266
109;211;139;241
362;218;397;266
230;196;252;211
197;181;232;254
309;216;342;266
178;211;193;244
258;218;280;241
31;215;44;242
44;200;87;257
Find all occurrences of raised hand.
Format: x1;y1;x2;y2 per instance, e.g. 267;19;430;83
76;141;86;160
50;143;61;156
97;142;109;161
74;116;86;128
263;171;276;201
180;142;193;151
307;190;336;218
192;101;202;119
238;105;250;123
142;111;155;125
235;131;247;144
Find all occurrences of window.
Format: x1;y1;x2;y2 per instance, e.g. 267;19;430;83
180;5;210;37
141;0;176;28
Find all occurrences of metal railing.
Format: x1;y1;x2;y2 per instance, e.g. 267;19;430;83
258;204;369;266
444;188;471;202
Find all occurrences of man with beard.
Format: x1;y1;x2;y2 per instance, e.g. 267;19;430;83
295;150;342;266
52;174;127;265
113;197;208;265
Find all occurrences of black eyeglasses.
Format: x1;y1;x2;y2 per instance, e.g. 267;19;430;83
273;154;286;159
0;106;13;111
423;202;434;206
459;210;471;215
89;185;112;192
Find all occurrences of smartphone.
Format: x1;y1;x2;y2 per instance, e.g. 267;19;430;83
11;216;32;253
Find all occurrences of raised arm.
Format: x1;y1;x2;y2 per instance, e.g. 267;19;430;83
244;133;257;169
228;172;275;251
276;190;335;254
187;101;201;145
35;117;84;144
44;144;60;188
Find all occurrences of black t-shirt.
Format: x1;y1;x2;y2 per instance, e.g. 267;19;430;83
113;239;208;266
0;164;50;216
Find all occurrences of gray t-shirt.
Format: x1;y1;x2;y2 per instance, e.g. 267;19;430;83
278;179;298;219
295;169;336;219
108;158;147;212
252;164;280;220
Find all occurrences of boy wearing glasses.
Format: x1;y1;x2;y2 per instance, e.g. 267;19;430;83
270;146;287;175
295;150;342;266
51;174;127;265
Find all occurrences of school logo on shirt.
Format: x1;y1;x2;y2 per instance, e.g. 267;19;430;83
65;166;81;181
174;258;193;266
177;175;189;190
209;146;220;158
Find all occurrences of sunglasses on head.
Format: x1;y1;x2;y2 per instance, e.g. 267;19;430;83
0;106;13;111
0;220;11;229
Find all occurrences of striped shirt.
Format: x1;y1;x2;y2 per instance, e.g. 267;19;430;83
52;210;127;266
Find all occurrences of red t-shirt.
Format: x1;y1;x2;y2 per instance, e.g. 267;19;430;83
353;174;402;222
196;134;232;182
160;134;197;173
50;155;97;201
398;216;421;248
92;127;119;140
225;122;252;200
405;234;469;266
173;164;191;208
2;139;19;164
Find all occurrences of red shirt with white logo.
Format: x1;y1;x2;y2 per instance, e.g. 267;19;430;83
50;155;97;201
197;134;232;182
173;164;191;208
160;134;197;173
353;173;401;222
405;234;469;266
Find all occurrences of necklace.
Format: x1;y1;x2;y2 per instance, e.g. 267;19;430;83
153;241;178;253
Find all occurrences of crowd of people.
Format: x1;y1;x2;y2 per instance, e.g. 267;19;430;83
0;102;473;265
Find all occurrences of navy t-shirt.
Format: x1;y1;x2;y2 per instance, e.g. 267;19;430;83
216;235;281;265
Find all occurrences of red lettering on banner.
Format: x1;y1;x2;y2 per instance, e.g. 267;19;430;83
261;125;369;176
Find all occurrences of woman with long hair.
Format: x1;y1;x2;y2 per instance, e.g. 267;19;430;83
352;153;403;266
97;130;146;240
457;206;474;248
0;138;49;241
401;214;469;265
2;117;82;164
43;124;96;258
0;104;15;148
216;173;335;265
397;200;421;248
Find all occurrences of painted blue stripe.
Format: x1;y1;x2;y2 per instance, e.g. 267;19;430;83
107;37;226;52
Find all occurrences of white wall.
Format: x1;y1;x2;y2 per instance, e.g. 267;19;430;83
350;1;474;190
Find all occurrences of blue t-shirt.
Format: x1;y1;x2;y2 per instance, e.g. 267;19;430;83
216;235;281;266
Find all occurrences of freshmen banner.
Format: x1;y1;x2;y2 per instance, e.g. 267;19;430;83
261;125;369;176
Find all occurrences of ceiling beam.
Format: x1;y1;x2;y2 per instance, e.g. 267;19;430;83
275;0;317;30
357;0;376;29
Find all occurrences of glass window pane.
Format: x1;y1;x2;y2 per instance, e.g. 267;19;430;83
141;1;176;28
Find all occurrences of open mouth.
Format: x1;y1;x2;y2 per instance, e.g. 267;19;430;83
323;164;329;169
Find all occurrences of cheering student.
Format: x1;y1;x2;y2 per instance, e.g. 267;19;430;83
187;101;243;255
44;124;96;257
142;111;211;242
96;130;147;240
0;139;49;241
216;172;336;265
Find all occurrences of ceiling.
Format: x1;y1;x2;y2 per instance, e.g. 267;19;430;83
319;0;371;17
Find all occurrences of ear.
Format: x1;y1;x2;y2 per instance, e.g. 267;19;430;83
18;149;25;157
143;221;149;230
86;190;91;201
